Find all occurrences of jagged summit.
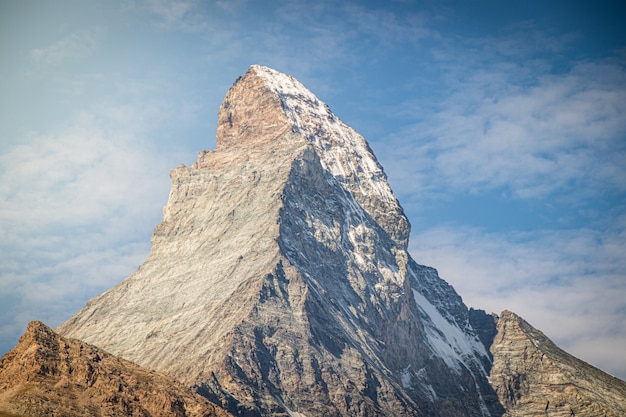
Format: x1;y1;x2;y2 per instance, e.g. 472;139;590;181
57;65;499;416
209;64;409;246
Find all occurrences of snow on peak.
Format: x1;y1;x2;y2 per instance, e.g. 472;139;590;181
250;65;409;246
250;65;358;151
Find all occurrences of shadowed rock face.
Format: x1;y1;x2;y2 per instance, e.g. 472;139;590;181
489;310;626;417
0;321;233;417
57;65;497;416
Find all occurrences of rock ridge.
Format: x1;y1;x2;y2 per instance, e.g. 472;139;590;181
489;310;626;417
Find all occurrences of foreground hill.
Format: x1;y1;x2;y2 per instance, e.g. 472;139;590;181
0;321;233;417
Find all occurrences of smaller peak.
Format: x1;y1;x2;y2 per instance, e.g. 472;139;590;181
14;321;60;356
27;320;50;331
498;310;518;320
24;320;55;342
497;310;529;332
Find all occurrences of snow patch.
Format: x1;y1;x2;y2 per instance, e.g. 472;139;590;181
423;384;437;402
412;289;487;374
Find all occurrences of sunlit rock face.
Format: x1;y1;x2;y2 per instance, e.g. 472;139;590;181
489;310;626;417
57;65;501;416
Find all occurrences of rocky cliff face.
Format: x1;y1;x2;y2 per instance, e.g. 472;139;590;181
0;321;232;417
488;310;626;417
57;65;499;417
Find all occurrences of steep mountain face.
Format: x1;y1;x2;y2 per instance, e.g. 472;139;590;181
57;65;500;417
0;321;233;417
489;310;626;417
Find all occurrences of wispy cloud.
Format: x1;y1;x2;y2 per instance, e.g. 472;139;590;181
123;0;209;32
380;53;626;202
30;30;102;66
343;3;433;46
214;0;248;15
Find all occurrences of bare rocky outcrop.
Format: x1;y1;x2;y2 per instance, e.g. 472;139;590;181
489;310;626;417
57;65;498;416
0;321;233;417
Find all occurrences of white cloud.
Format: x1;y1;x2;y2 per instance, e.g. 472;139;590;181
0;120;166;231
380;56;626;202
0;112;173;353
409;225;626;380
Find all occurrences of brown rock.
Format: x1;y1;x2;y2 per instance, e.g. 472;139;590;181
0;321;233;417
215;69;293;151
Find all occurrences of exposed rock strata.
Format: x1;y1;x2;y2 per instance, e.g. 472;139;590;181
489;310;626;417
0;321;233;417
58;65;498;416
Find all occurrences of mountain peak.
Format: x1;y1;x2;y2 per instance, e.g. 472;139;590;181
216;64;337;151
213;64;410;246
215;65;294;151
24;319;47;336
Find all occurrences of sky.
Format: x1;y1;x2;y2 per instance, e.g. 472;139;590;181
1;0;625;381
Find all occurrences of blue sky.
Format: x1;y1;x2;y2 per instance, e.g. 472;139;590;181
1;0;625;380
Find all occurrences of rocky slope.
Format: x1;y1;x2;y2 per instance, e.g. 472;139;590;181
489;310;626;417
0;321;233;417
57;65;500;417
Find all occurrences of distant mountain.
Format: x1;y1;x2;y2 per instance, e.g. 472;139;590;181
1;65;623;417
488;310;626;417
0;321;232;417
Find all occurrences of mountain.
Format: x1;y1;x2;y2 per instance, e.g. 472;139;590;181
3;65;623;417
488;310;626;417
0;321;233;417
56;65;501;416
